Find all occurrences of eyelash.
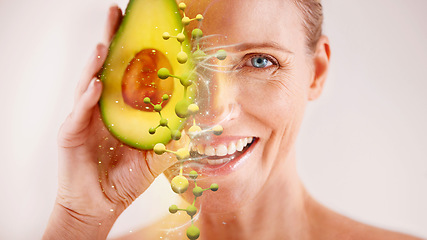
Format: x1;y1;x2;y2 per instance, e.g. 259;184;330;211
242;54;280;70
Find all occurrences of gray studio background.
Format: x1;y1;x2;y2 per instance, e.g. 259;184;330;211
0;0;426;239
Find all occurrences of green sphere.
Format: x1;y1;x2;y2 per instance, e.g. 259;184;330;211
192;49;206;61
216;50;227;60
153;143;166;155
154;104;162;112
175;99;191;118
192;28;203;39
171;175;189;194
186;225;200;240
186;205;197;217
189;170;198;179
171;130;182;140
159;118;168;126
162;32;171;40
149;127;156;135
162;94;169;101
179;74;193;87
210;183;219;191
157;68;170;79
169;204;178;214
193;186;203;197
177;51;188;64
143;97;151;104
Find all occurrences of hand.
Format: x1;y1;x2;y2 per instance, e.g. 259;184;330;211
44;6;181;239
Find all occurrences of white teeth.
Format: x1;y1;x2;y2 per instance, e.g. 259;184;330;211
193;137;255;158
228;142;237;155
197;144;204;155
236;139;244;151
205;146;215;156
216;144;228;156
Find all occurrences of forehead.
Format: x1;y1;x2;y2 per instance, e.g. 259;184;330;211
184;0;304;50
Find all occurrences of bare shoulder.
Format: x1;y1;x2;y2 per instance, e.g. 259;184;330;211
332;217;423;240
353;224;423;240
307;198;423;240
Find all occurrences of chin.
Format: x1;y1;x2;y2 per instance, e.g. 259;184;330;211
164;136;267;213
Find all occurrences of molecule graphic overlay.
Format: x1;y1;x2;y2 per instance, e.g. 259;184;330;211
143;2;227;239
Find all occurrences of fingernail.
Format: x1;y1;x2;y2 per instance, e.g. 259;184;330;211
88;77;98;90
94;43;105;60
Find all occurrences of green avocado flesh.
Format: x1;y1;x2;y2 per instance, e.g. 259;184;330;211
100;0;193;150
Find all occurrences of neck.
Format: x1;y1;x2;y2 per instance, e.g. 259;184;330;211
198;148;311;240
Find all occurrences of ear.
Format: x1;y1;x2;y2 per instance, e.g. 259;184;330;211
308;35;331;101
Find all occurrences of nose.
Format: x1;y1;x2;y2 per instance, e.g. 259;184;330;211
193;57;237;127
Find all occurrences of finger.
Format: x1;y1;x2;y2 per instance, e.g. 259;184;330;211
73;78;103;128
73;6;121;104
74;44;108;103
59;78;103;148
103;5;123;45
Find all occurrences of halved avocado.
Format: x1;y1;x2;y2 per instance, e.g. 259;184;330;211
100;0;193;150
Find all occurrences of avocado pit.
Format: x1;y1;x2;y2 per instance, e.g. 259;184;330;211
122;49;174;111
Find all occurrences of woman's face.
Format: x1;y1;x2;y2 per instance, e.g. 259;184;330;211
165;0;324;212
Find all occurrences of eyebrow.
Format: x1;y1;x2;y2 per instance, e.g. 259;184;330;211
234;42;294;55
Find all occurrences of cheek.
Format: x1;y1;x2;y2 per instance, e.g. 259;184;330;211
236;74;308;129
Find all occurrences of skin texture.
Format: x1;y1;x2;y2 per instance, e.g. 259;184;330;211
44;1;422;240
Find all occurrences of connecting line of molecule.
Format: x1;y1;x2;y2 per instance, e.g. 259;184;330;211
168;170;219;240
142;2;227;240
162;3;203;65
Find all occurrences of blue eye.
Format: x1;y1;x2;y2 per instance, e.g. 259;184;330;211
246;55;274;69
241;54;278;70
251;57;269;68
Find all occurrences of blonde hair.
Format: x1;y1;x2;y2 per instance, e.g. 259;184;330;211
292;0;324;53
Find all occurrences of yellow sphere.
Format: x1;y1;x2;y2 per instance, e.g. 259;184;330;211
187;104;199;115
162;32;170;40
195;14;203;21
182;17;191;26
178;2;186;10
189;125;202;134
176;148;190;160
177;33;186;43
171;175;189;194
153;143;166;155
212;125;223;135
177;51;188;64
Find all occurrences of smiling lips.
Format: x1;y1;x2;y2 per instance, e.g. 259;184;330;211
190;137;255;165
